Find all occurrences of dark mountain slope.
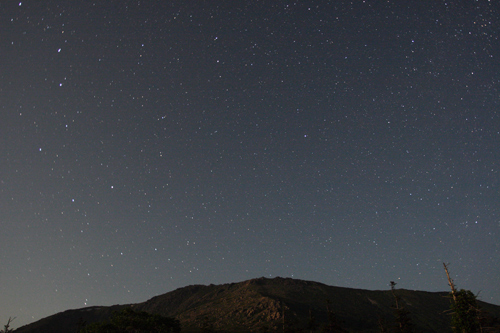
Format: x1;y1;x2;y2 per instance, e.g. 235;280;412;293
12;304;128;333
13;277;500;333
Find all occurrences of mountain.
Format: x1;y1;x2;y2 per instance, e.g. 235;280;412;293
13;277;500;332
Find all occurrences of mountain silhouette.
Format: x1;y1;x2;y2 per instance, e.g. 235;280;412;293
13;277;500;332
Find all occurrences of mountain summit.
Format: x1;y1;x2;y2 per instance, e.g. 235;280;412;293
13;277;500;332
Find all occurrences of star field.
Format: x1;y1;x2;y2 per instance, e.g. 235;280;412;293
1;1;499;328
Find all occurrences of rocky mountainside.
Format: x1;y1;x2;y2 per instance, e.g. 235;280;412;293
13;277;500;332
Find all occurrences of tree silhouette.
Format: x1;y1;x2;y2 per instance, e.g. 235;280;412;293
377;315;389;333
307;308;319;333
443;263;482;333
79;307;180;333
449;289;480;333
390;281;413;333
321;299;347;333
1;317;15;333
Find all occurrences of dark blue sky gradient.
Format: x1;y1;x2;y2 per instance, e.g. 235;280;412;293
1;1;499;328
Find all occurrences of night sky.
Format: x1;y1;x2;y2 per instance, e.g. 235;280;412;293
2;1;500;328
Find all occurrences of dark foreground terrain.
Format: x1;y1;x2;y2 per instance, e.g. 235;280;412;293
13;277;500;332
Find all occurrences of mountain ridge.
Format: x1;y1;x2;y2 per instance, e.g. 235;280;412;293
13;277;500;332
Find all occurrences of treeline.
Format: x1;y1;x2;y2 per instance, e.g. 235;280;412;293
70;264;499;333
69;287;500;333
3;264;500;333
77;307;180;333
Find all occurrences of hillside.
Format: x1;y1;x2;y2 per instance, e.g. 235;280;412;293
13;277;500;332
